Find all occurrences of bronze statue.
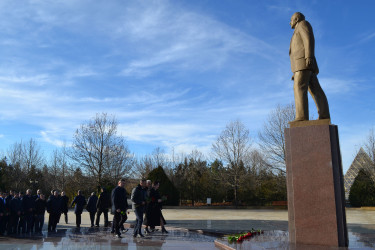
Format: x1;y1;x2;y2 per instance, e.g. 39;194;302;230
289;12;330;121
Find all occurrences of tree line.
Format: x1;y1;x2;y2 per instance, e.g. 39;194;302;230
1;104;374;206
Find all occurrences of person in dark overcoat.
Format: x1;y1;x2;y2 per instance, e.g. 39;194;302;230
4;191;13;234
86;192;98;227
9;192;22;234
18;192;26;234
60;191;69;224
47;190;61;232
0;192;6;235
23;189;35;233
34;194;47;233
147;181;167;233
95;187;111;227
70;190;86;228
111;179;128;238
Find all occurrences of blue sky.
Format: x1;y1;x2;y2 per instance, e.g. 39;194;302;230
0;0;374;173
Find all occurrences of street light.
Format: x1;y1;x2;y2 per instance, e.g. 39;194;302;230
30;179;39;191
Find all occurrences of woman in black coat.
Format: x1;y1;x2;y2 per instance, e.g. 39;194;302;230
147;181;167;233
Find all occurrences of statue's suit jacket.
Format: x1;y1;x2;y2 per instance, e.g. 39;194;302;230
289;20;319;74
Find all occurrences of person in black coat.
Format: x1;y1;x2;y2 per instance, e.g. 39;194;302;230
111;179;128;238
34;194;47;233
18;192;26;234
95;187;111;227
47;190;61;232
9;192;22;234
147;181;168;233
86;192;98;227
0;192;6;235
23;189;36;233
131;179;147;238
70;190;86;228
4;191;13;234
60;191;69;224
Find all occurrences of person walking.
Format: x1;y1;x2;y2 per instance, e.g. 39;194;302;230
143;180;152;234
111;179;128;238
70;190;86;228
34;194;47;234
148;181;168;233
86;192;98;227
131;179;146;238
60;191;69;224
47;190;61;232
95;187;111;227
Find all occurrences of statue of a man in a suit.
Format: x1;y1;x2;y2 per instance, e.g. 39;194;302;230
289;12;330;121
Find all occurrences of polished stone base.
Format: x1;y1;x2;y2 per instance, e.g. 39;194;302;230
215;230;375;250
0;208;374;249
285;124;348;247
0;227;217;249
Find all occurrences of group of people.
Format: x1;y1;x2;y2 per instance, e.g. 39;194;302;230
0;189;66;235
112;178;167;238
0;178;167;238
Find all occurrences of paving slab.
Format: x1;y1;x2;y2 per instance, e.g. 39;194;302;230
0;208;374;249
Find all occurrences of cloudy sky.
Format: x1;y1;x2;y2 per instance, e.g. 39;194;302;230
0;0;374;173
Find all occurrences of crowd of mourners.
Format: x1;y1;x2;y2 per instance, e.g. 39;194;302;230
0;179;167;238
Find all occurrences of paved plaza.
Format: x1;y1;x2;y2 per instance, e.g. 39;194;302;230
0;208;374;249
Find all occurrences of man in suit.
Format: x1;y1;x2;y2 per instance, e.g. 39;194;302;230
70;190;86;228
289;12;330;121
111;179;128;238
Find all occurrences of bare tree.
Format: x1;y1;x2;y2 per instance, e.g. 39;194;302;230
258;104;295;173
7;142;23;167
22;138;44;173
362;128;375;183
48;144;71;191
134;155;154;179
70;113;133;188
49;149;60;190
212;120;252;206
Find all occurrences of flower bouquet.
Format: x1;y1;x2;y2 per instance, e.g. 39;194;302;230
227;228;263;244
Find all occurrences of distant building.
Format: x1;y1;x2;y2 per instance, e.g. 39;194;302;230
343;148;373;200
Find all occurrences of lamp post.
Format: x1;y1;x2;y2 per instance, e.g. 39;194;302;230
30;179;39;191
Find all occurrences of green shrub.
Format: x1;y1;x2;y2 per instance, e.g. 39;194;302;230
349;169;375;207
147;166;180;206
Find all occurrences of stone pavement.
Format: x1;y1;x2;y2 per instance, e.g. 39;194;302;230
0;208;374;249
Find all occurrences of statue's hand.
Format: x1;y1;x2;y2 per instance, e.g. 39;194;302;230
306;58;313;67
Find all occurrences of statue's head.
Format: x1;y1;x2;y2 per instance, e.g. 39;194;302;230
290;12;305;29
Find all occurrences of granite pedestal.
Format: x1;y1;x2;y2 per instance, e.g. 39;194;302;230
285;124;348;247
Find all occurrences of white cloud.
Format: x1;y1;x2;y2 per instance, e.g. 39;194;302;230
40;131;65;147
118;1;279;77
320;77;357;94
